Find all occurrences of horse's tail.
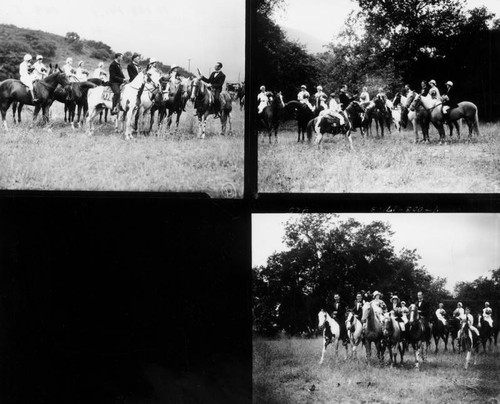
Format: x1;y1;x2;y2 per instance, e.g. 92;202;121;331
306;118;315;141
474;106;480;136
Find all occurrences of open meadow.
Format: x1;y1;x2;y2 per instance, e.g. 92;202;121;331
0;102;244;197
258;121;500;193
254;337;500;404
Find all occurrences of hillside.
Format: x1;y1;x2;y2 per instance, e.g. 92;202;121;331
0;24;190;81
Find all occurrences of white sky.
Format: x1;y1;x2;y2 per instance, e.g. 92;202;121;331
252;213;500;293
274;0;500;50
0;0;245;82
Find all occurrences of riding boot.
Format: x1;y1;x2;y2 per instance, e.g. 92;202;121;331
30;89;38;103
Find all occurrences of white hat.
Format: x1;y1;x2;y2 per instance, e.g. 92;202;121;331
391;295;399;301
317;85;323;90
36;55;43;60
301;85;306;89
98;62;104;68
260;85;266;91
485;302;490;306
170;64;179;71
458;302;463;307
66;57;73;64
24;54;32;62
149;58;158;64
373;291;382;297
429;79;436;86
446;81;453;86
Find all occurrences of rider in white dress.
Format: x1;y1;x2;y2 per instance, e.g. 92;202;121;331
482;302;493;327
257;85;269;114
19;54;37;102
32;55;48;81
435;303;447;326
297;85;314;111
315;93;345;133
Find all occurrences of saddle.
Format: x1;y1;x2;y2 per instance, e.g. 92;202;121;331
102;87;114;101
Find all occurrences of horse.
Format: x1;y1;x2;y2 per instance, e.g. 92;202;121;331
1;70;69;130
257;91;285;143
477;314;494;353
11;63;59;124
407;304;431;369
318;309;346;364
362;97;391;138
150;77;192;134
190;78;232;139
405;92;433;143
86;84;119;135
51;81;98;128
382;314;405;366
448;316;461;352
431;315;449;353
410;94;480;143
237;85;245;111
284;100;315;142
118;69;162;139
344;101;365;136
361;302;384;361
305;112;353;150
345;310;363;358
87;78;109;124
459;322;480;370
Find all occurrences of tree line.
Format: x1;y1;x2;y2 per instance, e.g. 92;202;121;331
252;214;499;337
254;0;500;121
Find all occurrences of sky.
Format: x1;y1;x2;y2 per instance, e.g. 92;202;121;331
0;0;245;82
274;0;500;53
252;213;500;293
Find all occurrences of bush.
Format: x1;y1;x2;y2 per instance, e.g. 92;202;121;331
90;49;111;60
70;40;84;53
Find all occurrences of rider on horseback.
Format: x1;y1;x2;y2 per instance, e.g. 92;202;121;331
109;53;126;115
428;79;441;100
32;55;48;81
297;85;314;112
457;307;480;342
482;302;494;327
257;85;269;115
314;85;328;110
389;295;406;332
198;62;226;119
441;81;456;120
435;302;448;326
19;54;38;102
315;93;346;134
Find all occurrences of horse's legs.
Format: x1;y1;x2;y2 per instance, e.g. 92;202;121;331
1;101;12;131
319;340;329;364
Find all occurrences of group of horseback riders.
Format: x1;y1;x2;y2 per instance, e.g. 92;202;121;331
329;290;494;343
17;52;227;117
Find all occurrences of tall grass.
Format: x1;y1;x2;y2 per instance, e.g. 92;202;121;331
0;103;244;196
258;122;500;193
254;337;500;403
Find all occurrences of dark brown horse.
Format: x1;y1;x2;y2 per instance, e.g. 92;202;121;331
284;100;315;142
362;97;390;138
150;77;191;134
407;304;431;369
0;70;69;130
11;64;60;124
190;78;232;139
257;91;285;143
431;315;449;353
51;81;98;127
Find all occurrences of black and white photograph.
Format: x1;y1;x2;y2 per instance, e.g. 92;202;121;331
255;0;500;193
0;0;245;195
253;213;500;403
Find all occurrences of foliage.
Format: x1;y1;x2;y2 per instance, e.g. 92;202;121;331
65;32;80;43
253;214;451;336
454;268;500;315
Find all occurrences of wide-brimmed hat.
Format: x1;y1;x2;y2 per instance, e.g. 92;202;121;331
429;79;436;85
66;57;73;64
373;291;382;297
317;85;323;90
169;64;179;71
36;55;43;60
446;81;453;86
260;85;266;91
148;57;158;64
457;302;463;307
391;295;400;301
485;302;490;306
24;54;32;61
301;85;306;89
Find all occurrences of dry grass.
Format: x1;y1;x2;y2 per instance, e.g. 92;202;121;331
258;121;500;193
253;337;500;404
0;103;244;197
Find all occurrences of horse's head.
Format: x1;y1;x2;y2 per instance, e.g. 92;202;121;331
361;302;372;322
318;309;329;330
145;69;162;88
408;304;419;323
408;93;420;111
382;316;392;337
190;78;205;102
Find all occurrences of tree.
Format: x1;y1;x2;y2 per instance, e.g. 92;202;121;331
65;32;80;43
253;215;449;336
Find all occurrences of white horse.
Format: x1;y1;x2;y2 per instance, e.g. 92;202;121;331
86;86;119;135
318;309;344;364
345;311;363;358
119;69;162;140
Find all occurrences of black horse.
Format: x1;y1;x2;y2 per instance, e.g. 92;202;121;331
257;91;285;143
51;81;98;127
284;100;315;142
1;70;69;130
431;315;449;353
363;97;391;138
477;315;494;353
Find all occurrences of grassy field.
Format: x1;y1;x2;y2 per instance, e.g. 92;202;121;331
254;337;500;404
258;121;500;193
0;103;244;196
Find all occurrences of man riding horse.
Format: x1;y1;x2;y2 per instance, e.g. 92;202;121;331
198;61;226;118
